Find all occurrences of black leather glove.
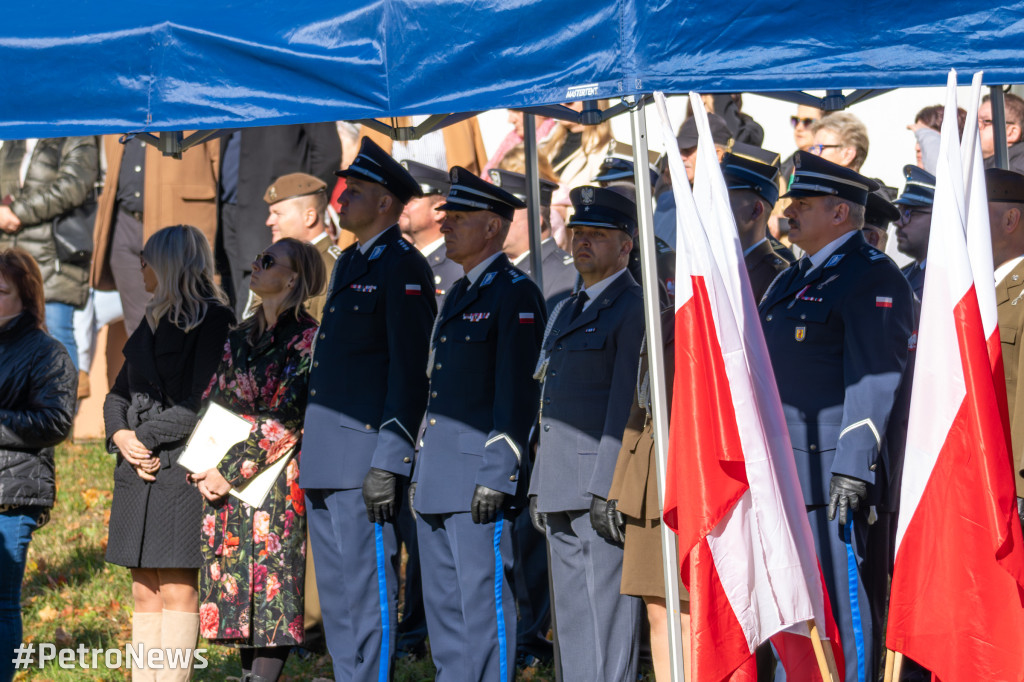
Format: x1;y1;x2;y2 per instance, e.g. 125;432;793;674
529;495;546;534
408;482;418;521
470;484;506;524
361;467;398;524
590;495;626;544
827;474;868;526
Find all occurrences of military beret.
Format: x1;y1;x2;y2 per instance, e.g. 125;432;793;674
400;159;451;196
567;186;637;237
336;137;423;204
893;165;935;207
677;113;733;149
782;151;880;206
488;168;558;207
439;166;526;221
721;143;782;206
263;172;327;205
986;168;1024;203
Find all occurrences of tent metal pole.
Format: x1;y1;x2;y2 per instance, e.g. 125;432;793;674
991;86;1010;170
628;95;687;682
524;114;546;292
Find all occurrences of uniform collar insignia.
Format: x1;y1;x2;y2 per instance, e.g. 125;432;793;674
369;244;387;261
481;271;497;287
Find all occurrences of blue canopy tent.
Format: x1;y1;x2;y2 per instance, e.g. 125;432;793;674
3;1;1024;138
5;4;1020;679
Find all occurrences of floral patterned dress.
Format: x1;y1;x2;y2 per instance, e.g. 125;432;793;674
198;312;317;647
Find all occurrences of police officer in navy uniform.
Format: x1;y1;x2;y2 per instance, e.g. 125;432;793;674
410;167;546;681
491;167;578;314
301;137;437;682
721;143;794;301
759;152;915;682
399;159;463;303
894;165;936;300
529;186;645;682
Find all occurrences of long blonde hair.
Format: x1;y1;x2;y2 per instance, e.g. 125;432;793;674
143;225;228;332
539;100;613;173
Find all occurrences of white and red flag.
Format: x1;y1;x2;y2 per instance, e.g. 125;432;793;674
887;70;1024;681
655;92;841;681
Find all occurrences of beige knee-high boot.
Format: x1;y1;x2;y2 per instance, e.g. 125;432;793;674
131;611;162;682
157;610;200;681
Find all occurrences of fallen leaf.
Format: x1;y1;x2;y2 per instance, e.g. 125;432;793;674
38;606;58;622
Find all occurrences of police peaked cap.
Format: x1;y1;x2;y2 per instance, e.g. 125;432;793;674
782;151;880;206
439;166;526;221
487;168;558;207
400;159;451;196
721;142;782;206
567;186;637;236
864;187;901;227
593;157;660;187
893;165;936;207
336;137;423;204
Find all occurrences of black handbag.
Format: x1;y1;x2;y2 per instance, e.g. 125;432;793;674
51;188;97;265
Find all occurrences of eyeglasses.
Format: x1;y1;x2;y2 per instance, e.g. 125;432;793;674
899;208;932;223
791;116;817;128
808;144;842;155
979;118;1020;129
252;252;293;271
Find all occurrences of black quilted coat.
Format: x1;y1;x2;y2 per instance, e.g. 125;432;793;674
104;303;234;568
0;313;76;508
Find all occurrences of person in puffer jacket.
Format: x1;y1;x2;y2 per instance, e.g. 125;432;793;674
0;248;76;682
0;137;99;369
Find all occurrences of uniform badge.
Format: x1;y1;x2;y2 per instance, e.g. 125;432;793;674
585;327;597;333
795;326;807;342
369;245;387;261
350;284;378;293
451;168;460;183
268;186;277;201
463;312;490;322
581;186;595;205
824;254;844;268
481;272;497;287
908;331;918;351
519;312;535;324
817;274;839;289
875;296;893;308
405;284;422;296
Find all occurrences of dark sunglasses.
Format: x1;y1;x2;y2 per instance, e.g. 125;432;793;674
791;116;817;128
253;252;292;271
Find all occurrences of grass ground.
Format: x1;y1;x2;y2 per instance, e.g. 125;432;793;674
16;441;571;681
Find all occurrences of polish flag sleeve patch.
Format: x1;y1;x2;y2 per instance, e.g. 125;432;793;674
519;312;535;324
405;284;422;295
875;296;893;308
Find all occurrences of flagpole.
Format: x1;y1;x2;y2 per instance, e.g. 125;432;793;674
883;649;904;682
807;621;840;682
628;94;687;682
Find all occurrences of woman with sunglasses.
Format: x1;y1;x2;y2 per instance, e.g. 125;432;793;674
191;238;324;682
104;224;234;681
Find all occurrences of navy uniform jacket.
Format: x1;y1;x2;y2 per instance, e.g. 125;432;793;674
759;231;915;506
425;241;463;303
901;261;925;301
413;254;546;514
746;238;792;303
529;270;645;513
300;224;437;490
519;238;579;314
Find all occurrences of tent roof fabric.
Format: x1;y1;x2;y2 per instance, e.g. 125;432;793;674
4;1;1023;138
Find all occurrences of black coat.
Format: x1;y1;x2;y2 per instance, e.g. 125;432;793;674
0;314;76;508
104;303;234;568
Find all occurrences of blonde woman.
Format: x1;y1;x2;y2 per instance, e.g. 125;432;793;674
104;225;234;681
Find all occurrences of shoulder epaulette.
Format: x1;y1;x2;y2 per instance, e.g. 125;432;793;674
395;238;411;252
860;244;890;263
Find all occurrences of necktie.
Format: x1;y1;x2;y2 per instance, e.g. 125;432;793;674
797;257;813;278
569;290;589;322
